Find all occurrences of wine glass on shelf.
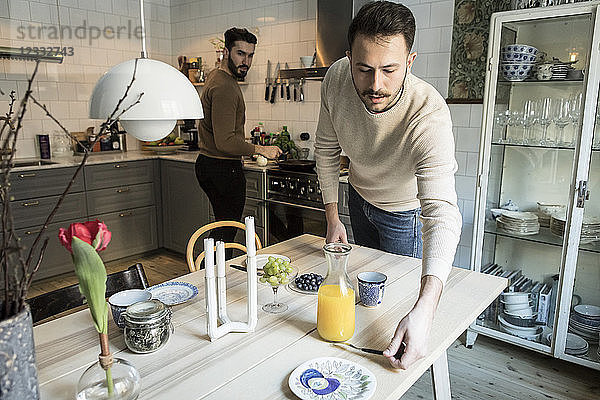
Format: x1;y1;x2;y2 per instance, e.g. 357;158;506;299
537;97;553;146
258;256;298;313
494;109;511;144
507;110;524;144
522;100;538;145
568;92;582;148
552;97;571;147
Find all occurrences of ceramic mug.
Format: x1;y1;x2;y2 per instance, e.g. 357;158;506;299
108;289;152;329
357;271;387;307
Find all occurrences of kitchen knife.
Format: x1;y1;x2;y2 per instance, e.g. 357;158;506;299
299;78;304;102
293;79;298;101
285;62;291;100
339;342;406;359
270;62;280;104
281;78;285;98
265;60;271;102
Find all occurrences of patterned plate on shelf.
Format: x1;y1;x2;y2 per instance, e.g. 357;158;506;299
289;357;376;400
147;282;198;305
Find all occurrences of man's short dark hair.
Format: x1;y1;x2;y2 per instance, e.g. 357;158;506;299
224;27;257;51
348;1;416;52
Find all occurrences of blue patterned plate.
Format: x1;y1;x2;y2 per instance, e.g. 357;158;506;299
288;357;376;400
147;282;198;305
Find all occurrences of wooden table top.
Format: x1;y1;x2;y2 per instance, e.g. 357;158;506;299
34;234;507;399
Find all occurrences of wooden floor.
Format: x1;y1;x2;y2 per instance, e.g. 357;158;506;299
29;250;600;399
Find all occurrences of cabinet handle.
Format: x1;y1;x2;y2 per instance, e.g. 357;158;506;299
18;173;36;178
116;187;130;193
119;211;133;217
114;164;128;168
21;201;40;207
25;229;42;235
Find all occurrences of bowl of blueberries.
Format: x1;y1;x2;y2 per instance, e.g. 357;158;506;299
291;273;324;295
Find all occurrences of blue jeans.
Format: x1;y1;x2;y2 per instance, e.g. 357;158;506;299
348;185;423;258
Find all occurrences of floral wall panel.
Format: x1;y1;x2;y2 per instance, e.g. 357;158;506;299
448;0;512;102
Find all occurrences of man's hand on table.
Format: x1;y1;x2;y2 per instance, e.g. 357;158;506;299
324;203;348;244
383;275;443;369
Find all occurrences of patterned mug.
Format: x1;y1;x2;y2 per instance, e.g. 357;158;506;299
357;272;387;307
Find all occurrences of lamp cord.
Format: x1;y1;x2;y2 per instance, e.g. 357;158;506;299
139;0;147;58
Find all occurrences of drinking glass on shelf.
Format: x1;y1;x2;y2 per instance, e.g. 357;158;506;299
508;110;524;144
522;100;538;145
552;98;571;146
568;92;582;147
537;97;553;145
494;109;511;144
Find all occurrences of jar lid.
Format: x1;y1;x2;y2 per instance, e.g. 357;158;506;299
124;299;169;325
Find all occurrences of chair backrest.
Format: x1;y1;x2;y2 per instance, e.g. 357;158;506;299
186;220;262;272
28;263;149;323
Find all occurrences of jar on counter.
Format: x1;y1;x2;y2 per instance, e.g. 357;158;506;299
123;300;173;353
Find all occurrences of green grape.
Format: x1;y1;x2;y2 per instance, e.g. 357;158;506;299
259;276;267;283
268;276;278;284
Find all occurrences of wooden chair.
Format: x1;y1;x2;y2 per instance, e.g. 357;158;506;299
28;263;149;324
186;220;262;272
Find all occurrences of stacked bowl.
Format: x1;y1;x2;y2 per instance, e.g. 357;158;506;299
500;44;538;81
499;292;542;341
569;304;600;345
551;62;570;80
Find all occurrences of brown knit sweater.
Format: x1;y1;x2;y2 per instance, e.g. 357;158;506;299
198;69;255;159
315;58;462;284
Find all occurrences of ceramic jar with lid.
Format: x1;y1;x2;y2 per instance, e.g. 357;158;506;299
123;300;173;353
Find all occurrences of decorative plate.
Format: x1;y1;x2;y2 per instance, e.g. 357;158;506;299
147;282;198;305
288;357;376;400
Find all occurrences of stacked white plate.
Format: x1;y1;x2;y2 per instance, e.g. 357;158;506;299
546;333;589;356
496;211;540;235
498;314;543;341
550;215;600;244
568;304;600;344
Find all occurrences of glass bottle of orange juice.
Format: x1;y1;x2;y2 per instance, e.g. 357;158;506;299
317;243;355;342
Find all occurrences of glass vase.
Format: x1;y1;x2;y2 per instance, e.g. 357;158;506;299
76;358;141;400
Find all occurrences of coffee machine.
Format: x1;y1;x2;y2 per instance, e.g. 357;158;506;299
179;119;199;151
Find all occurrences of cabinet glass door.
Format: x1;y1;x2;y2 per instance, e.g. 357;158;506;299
477;11;594;351
561;84;600;367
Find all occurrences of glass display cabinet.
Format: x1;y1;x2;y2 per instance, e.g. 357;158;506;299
469;2;600;370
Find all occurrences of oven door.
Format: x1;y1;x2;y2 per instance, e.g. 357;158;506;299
266;199;327;245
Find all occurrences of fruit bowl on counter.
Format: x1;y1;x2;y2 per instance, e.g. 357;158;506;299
142;133;185;154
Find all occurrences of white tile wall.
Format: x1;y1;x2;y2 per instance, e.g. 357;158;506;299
1;0;173;157
1;0;484;269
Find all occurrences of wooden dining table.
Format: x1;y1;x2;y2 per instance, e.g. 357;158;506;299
34;234;507;399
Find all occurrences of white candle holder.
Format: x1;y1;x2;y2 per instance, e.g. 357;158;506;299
204;216;258;341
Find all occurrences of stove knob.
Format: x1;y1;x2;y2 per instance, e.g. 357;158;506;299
317;188;322;194
300;186;306;195
280;181;286;189
308;187;314;194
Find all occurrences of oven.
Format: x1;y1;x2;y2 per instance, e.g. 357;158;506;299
266;169;327;245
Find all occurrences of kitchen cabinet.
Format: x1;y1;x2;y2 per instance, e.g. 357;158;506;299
86;160;160;263
161;159;211;254
470;3;600;370
9;166;84;200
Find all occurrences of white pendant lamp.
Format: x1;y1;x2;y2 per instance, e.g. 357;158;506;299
89;0;202;141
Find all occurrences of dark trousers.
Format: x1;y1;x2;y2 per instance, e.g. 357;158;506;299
195;154;246;257
348;184;423;258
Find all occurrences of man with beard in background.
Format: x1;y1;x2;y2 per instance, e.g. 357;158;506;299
196;27;281;255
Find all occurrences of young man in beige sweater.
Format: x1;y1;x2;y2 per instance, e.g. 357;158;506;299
314;2;462;369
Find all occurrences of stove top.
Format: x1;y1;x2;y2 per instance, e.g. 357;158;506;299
267;168;323;208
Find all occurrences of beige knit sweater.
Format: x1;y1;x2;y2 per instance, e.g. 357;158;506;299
314;58;462;284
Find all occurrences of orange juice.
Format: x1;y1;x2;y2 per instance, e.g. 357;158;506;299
317;284;355;341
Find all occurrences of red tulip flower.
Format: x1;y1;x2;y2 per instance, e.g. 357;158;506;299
58;220;111;254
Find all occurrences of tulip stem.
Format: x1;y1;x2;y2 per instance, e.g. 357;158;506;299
99;332;115;396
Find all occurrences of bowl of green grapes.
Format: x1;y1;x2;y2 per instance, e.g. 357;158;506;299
257;255;297;313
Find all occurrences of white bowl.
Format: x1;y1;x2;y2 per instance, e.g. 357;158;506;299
574;304;600;319
502;292;530;304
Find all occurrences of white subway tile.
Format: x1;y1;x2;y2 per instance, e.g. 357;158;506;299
455;127;481;152
408;4;430;29
277;2;293;24
456;175;477;201
459;223;473;247
285;102;299;121
449;104;471;127
30;2;52;24
430;1;454;27
466;152;479;177
416;27;440;53
299;19;314;41
37;81;59;101
78;0;95;11
410;53;428;77
9;0;30;21
293;0;307;20
440;26;452;53
470;104;483;128
284;21;299;43
426;52;450;78
463;199;475;225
